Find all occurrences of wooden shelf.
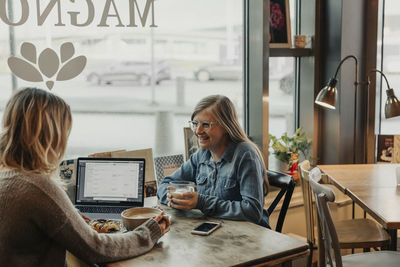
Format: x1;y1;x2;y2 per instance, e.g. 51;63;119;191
269;47;313;57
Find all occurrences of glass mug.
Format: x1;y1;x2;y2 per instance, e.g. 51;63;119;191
169;181;195;198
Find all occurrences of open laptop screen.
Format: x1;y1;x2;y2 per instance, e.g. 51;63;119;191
75;158;145;206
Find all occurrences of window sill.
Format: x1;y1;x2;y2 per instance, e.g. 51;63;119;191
269;48;313;57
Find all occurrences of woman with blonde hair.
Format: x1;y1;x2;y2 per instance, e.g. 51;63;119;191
157;95;269;228
0;88;169;266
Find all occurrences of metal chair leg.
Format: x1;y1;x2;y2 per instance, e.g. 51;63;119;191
307;243;314;267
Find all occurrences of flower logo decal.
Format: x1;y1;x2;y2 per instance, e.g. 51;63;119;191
8;42;87;90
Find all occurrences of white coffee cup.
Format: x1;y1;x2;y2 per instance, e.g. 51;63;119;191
396;167;400;186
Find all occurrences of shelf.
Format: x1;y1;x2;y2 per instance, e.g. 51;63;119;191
269;48;313;57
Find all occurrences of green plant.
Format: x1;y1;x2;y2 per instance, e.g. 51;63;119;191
269;127;312;164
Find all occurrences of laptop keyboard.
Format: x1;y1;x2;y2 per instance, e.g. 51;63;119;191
78;206;128;214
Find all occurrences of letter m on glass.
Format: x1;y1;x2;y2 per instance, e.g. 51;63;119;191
128;0;157;27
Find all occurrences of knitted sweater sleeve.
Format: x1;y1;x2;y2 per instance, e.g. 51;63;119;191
27;176;162;264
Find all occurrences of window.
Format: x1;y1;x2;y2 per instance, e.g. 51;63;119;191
267;0;298;170
377;0;400;133
0;0;244;159
268;58;296;170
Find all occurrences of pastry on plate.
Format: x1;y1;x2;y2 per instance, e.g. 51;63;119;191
89;219;121;233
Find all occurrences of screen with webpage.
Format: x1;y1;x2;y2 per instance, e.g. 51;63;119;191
76;159;144;205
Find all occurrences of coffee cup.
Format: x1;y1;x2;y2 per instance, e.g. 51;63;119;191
294;35;312;48
169;181;195;198
121;207;162;231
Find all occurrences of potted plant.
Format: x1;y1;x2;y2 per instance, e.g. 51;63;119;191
268;127;312;180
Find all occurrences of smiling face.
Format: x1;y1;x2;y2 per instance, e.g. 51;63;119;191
193;108;229;160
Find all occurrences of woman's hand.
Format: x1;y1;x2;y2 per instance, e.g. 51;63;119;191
167;191;199;210
153;211;170;235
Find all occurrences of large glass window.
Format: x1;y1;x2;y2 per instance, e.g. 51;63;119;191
267;0;297;170
268;58;295;137
268;57;296;170
0;0;244;159
377;0;400;133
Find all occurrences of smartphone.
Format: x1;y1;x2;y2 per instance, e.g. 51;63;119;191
191;222;221;236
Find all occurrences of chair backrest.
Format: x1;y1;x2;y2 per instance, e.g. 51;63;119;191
309;176;343;267
153;154;184;186
299;160;317;245
266;170;296;232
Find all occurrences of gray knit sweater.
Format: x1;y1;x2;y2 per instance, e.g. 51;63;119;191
0;169;162;266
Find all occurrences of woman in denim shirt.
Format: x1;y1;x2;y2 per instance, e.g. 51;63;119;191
157;95;270;228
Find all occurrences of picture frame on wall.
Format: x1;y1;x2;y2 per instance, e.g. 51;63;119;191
376;135;394;163
184;127;198;161
376;134;400;163
269;0;291;48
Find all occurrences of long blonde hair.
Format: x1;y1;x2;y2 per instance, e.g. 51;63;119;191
0;88;72;174
191;95;269;194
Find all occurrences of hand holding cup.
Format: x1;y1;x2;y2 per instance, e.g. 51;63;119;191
154;211;170;235
167;181;197;210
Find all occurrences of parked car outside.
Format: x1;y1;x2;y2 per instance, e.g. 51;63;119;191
279;73;295;95
194;64;242;82
86;60;171;86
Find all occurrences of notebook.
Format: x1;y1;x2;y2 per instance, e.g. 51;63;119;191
75;157;146;219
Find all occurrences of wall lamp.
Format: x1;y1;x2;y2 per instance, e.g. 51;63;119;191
315;55;400;163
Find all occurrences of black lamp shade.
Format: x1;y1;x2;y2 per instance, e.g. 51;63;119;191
385;88;400;119
315;78;338;109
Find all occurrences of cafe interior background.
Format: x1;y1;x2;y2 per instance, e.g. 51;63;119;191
1;0;400;256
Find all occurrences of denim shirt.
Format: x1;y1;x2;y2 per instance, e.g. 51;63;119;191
157;141;270;228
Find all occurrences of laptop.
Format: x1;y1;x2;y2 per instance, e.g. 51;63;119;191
75;157;146;220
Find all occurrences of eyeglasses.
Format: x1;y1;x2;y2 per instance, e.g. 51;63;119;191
188;121;217;131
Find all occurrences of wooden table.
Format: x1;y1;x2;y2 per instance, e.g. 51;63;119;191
319;164;400;250
106;198;309;267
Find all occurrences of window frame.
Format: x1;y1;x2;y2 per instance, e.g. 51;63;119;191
245;0;314;168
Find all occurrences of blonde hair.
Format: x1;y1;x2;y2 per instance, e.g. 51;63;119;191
0;88;72;174
191;95;269;194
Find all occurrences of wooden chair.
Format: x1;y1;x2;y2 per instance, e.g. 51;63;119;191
309;177;400;267
266;170;296;232
299;161;391;267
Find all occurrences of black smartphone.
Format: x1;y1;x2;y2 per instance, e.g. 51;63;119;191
191;222;221;236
